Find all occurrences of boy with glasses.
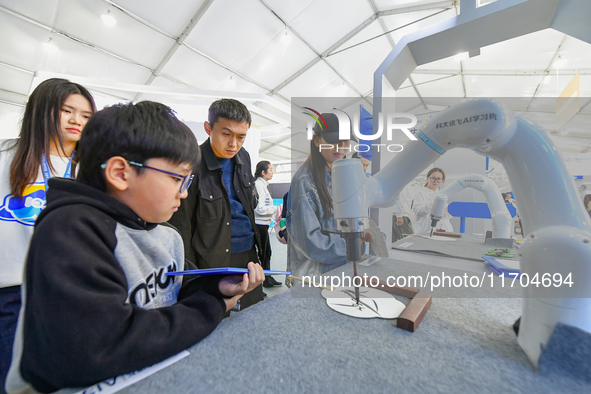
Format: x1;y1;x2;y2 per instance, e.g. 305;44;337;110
6;101;264;393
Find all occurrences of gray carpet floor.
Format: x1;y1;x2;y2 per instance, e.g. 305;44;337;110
120;256;590;394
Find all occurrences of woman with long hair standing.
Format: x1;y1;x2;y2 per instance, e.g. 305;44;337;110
286;113;360;284
412;167;454;233
0;78;96;391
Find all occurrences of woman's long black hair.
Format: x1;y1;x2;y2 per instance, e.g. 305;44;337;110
303;136;333;219
6;78;96;198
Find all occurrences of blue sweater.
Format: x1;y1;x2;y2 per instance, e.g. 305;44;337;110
219;158;254;253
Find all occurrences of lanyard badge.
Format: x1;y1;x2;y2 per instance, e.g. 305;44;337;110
41;151;75;190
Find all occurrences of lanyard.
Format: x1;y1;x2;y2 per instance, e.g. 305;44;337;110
41;151;75;190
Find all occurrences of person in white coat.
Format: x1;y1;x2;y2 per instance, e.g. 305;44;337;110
254;161;281;288
412;167;454;234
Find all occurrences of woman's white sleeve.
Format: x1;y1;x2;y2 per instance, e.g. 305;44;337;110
412;190;431;217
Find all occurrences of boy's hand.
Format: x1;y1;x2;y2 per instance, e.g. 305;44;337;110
222;295;242;312
219;262;265;311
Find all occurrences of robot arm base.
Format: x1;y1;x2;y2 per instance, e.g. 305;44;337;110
517;226;591;366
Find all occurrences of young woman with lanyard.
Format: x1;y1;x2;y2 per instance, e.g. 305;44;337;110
0;78;96;391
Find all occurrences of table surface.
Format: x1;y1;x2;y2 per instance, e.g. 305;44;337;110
118;254;590;394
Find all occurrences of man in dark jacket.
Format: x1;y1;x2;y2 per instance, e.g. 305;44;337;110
169;99;264;310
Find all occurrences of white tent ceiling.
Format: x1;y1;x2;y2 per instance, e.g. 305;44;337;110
0;0;589;165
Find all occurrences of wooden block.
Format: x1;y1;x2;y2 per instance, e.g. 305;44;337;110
397;293;432;332
433;231;462;238
366;281;432;332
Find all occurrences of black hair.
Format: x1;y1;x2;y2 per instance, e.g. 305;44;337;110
304;136;333;219
255;160;271;179
208;98;251;127
76;101;199;192
7;78;96;197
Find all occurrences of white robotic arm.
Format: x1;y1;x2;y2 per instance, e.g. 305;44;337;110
434;174;512;238
332;98;591;367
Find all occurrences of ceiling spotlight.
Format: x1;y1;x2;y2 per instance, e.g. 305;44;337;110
43;36;58;52
102;9;116;27
553;55;567;68
280;28;291;46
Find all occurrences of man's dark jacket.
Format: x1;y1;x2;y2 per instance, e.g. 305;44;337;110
169;138;263;268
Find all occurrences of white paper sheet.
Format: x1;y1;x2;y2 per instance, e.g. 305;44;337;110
321;286;406;319
498;258;520;270
74;350;190;394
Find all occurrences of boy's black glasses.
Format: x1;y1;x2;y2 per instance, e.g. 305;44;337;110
101;161;194;193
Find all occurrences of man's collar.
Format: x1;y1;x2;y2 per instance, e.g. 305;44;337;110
201;138;245;170
201;139;221;171
233;149;246;166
